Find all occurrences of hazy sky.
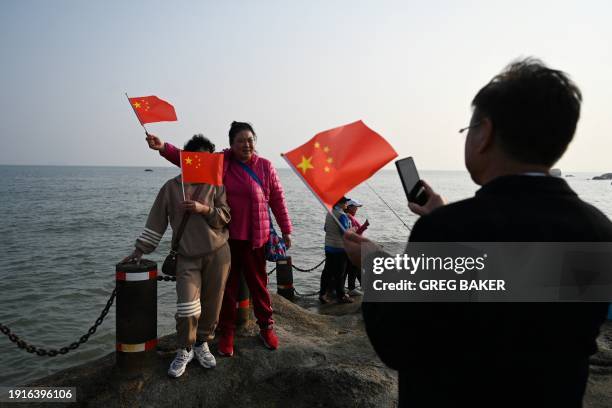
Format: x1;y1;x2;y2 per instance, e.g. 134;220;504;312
1;0;610;171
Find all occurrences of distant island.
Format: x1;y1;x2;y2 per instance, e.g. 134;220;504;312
592;173;612;180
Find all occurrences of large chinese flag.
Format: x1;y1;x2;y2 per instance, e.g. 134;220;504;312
128;95;177;124
283;120;397;209
180;151;224;185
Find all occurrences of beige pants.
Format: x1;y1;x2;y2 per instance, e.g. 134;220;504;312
175;242;231;347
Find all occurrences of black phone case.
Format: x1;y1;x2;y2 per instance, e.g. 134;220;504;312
395;159;428;206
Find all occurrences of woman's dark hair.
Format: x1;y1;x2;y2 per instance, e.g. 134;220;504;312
472;57;582;166
228;121;257;145
184;134;215;153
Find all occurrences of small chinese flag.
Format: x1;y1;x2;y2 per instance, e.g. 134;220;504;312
283;120;397;209
180;151;224;185
128;95;177;125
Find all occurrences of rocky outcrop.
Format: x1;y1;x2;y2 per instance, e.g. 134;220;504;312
586;321;612;408
22;295;612;408
592;173;612;180
25;294;397;408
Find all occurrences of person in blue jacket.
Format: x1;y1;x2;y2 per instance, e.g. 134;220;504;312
319;196;352;304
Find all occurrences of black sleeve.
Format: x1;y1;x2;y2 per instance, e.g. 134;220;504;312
362;215;451;370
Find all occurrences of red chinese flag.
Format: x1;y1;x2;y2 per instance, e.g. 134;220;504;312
128;95;177;124
283;120;397;209
180;151;224;185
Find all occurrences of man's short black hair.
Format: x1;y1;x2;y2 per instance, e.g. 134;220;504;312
184;134;215;153
472;58;582;166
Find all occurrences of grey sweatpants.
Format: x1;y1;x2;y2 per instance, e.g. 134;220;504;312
175;242;231;347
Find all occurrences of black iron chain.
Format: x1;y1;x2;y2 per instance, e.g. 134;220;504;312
292;259;325;272
0;288;116;357
0;268;326;356
266;259;326;276
154;261;325;279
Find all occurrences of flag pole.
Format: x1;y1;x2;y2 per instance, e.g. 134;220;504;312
281;153;346;232
125;92;149;135
179;151;186;201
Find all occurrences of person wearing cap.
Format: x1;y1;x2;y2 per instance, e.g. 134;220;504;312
344;199;369;296
319;196;353;304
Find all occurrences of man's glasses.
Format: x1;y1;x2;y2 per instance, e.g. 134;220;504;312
458;121;482;134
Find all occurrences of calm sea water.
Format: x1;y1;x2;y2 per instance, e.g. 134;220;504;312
1;165;611;385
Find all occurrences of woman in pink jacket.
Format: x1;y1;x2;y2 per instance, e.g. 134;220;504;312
146;122;293;356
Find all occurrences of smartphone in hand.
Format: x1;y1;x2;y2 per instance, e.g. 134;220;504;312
395;157;428;206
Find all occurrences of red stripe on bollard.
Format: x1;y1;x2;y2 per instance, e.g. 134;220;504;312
116;270;158;281
116;338;158;353
144;338;158;350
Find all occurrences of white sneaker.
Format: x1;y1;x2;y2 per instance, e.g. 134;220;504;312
168;348;194;378
348;288;363;296
194;342;216;368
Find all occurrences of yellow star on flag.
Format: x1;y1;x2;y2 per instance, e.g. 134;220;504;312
324;166;330;173
133;102;141;109
185;157;192;165
314;142;320;148
323;146;330;153
297;156;314;174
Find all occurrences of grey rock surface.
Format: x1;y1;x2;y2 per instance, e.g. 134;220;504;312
586;321;612;408
18;296;612;408
23;294;397;408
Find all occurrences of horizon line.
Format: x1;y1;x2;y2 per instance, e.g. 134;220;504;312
0;163;608;174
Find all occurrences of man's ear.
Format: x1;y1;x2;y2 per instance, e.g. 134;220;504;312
476;117;494;154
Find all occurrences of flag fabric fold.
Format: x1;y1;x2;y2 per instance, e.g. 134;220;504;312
283;120;398;209
180;151;224;186
128;95;177;125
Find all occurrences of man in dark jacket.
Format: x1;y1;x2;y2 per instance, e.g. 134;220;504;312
345;58;612;407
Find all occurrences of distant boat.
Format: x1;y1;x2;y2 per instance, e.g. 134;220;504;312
144;169;153;172
550;168;562;177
